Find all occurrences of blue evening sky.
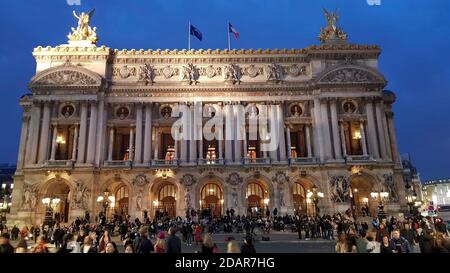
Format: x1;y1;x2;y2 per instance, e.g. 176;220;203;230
0;0;449;181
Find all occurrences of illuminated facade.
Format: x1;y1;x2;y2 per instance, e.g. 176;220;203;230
8;10;408;226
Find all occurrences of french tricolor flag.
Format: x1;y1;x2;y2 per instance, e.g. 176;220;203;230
229;23;239;39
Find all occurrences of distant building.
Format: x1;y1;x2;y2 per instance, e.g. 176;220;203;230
401;154;423;202
423;179;450;205
0;164;16;215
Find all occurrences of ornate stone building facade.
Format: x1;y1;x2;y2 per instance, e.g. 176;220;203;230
8;10;408;226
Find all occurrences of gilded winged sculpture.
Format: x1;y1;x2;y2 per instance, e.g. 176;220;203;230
68;9;98;44
319;8;347;43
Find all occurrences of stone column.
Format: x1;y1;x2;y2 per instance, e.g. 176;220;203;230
243;126;248;159
198;124;203;160
16;115;30;169
330;98;342;159
234;103;242;163
95;98;105;166
143;103;153;164
286;126;292;159
360;120;368;156
77;102;88;164
365;98;380;159
50;125;57;161
312;99;324;161
218;104;224;161
154;126;159;160
277;104;287;162
387;111;400;164
375;99;387;159
108;127;114;161
174;126;179;161
320;98;333;160
382;109;392;160
189;104;197;163
224;103;233;163
269;104;278;162
339;121;347;157
25;103;42;165
72;125;78;161
37;102;51;164
129;127;134;161
180;103;188;164
134;104;143;164
306;124;312;158
86;102;98;164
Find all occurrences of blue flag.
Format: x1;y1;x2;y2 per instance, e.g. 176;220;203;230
190;24;203;41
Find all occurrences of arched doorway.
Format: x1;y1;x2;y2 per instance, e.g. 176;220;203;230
114;185;129;219
156;183;177;219
246;182;268;217
293;183;307;215
349;176;373;217
44;181;71;224
292;179;316;216
200;183;223;217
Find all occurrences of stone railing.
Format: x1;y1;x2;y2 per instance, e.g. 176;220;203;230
46;160;74;168
198;158;224;165
346;155;372;162
103;160;131;168
244;157;271;165
152;159;178;167
290;157;316;164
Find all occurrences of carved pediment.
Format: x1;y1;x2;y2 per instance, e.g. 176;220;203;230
29;64;103;90
318;65;385;84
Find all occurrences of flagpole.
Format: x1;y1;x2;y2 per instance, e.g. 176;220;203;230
188;20;191;50
227;22;231;50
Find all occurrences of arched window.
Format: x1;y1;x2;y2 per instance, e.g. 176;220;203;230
201;183;223;200
115;185;129;218
293;183;306;197
246;182;265;199
200;183;223;217
158;184;176;201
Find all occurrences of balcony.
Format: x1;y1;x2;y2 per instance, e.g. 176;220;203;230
244;157;271;165
46;160;74;168
198;158;224;165
346;155;372;163
290;157;317;165
152;159;178;167
103;160;132;168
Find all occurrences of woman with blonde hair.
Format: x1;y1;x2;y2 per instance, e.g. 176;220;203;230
154;231;166;253
335;233;348;253
227;240;240;253
201;233;215;254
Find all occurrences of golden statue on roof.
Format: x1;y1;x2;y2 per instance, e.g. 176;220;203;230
67;9;98;44
319;8;347;44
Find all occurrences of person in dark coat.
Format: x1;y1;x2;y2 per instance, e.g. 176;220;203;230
166;227;182;253
389;230;411;253
241;235;256;254
0;234;14;254
133;227;154;253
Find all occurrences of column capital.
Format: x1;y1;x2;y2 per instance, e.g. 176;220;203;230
319;97;329;104
373;96;383;104
329;97;338;104
362;96;375;104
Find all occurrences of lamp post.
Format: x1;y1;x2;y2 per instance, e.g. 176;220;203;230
41;197;60;226
97;190;115;222
370;191;389;219
405;184;418;216
307;185;324;217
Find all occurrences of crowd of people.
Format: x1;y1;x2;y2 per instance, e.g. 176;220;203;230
0;207;449;254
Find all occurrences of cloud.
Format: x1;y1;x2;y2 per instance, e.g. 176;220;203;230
66;0;81;6
367;0;381;6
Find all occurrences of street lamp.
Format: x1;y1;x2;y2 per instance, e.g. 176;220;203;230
370;191;389;219
307;185;324;217
41;197;60;225
405;186;418;216
97;190;115;221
